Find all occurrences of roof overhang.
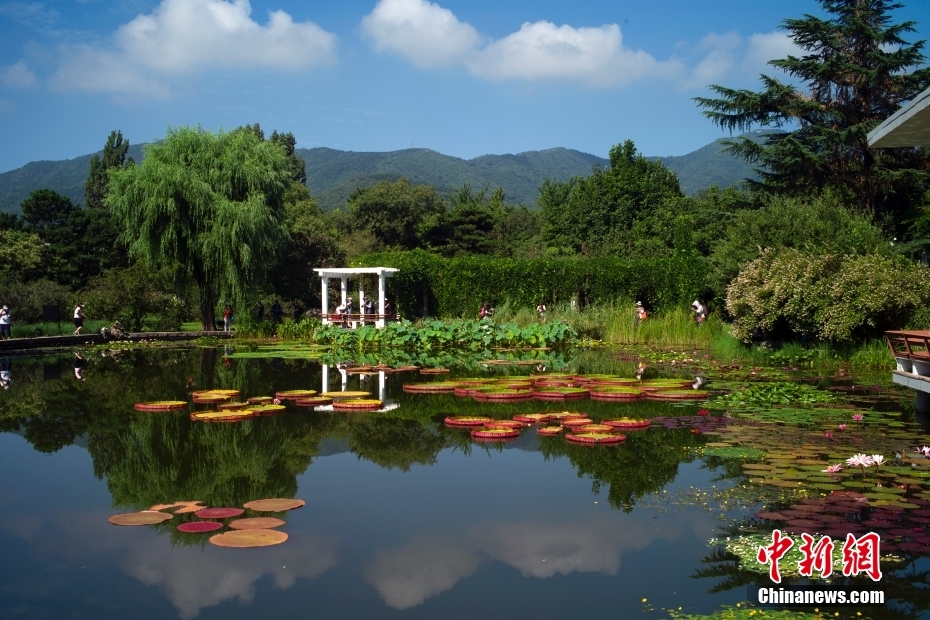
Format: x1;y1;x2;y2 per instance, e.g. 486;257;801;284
868;86;930;148
313;267;398;278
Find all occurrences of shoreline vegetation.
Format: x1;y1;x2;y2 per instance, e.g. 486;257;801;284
7;301;880;371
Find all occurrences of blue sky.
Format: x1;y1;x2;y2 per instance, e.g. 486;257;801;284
1;0;930;173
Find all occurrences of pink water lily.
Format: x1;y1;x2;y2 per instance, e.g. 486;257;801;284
822;464;843;474
915;446;930;458
824;432;833;440
846;454;874;468
838;424;847;431
852;413;864;422
273;398;281;405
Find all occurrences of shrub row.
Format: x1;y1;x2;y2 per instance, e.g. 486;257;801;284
353;250;708;318
727;249;930;342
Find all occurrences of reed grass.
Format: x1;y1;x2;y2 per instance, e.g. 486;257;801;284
492;303;895;369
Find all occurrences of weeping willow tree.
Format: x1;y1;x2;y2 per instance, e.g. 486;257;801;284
107;126;290;330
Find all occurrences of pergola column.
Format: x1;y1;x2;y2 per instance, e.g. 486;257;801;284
340;278;347;310
378;273;386;328
359;278;365;326
321;277;329;324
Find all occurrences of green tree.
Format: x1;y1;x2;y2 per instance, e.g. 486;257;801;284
348;178;445;249
85;130;130;210
542;141;683;255
107;126;290;330
710;191;889;294
695;0;930;224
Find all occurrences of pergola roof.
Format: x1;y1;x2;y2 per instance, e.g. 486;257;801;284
868;86;930;148
313;267;398;278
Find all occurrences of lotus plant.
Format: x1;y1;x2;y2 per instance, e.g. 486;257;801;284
846;453;875;479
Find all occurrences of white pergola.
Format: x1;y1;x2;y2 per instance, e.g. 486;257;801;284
314;267;398;328
868;85;930;148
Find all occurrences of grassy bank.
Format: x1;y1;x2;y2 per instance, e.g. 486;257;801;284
491;302;894;369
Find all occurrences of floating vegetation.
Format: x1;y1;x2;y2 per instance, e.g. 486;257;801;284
228;517;286;530
108;511;173;526
472;428;520;440
194;507;244;519
243;498;306;512
209;529;288;548
708;382;835;408
177;521;223;533
332;399;383;412
566;432;626;445
134;401;187;412
603;418;651;430
701;446;765;460
444;416;492;427
274;390;317;400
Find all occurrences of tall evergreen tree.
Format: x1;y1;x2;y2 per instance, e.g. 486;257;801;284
695;0;930;225
85;130;130;210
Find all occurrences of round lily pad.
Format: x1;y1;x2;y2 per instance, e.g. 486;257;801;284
195;507;244;519
229;517;286;530
209;529;288;548
243;498;306;512
109;511;173;526
177;521;223;533
134;401;187;412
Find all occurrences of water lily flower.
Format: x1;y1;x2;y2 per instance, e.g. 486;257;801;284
871;454;885;467
838;424;847;431
846;454;874;468
697;409;710;416
852;413;864;422
822;464;843;474
916;446;930;458
824;432;833;439
273;398;281;405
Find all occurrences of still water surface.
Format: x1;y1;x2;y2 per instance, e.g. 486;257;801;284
0;346;913;619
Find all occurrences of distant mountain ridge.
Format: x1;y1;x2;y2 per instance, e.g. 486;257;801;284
0;137;758;213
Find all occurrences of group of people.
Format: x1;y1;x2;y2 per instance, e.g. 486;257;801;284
334;298;392;327
634;299;707;326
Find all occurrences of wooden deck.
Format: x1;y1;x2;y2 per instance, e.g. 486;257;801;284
0;330;231;352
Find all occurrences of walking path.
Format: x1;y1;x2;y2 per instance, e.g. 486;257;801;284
0;331;232;352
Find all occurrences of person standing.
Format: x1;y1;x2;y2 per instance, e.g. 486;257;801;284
0;305;10;339
691;300;707;325
383;298;393;317
536;303;547;321
73;303;86;335
635;301;648;326
223;305;232;332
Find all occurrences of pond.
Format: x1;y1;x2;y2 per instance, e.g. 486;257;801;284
1;345;929;619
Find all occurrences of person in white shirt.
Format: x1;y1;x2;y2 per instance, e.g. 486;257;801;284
73;304;86;335
0;305;10;339
691;300;707;325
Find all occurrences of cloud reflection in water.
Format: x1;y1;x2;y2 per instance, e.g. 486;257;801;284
366;514;710;609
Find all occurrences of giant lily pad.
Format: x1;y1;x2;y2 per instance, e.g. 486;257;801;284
109;511;173;526
229;517;286;530
195;507;244;519
243;498;306;512
209;529;288;548
177;521;223;533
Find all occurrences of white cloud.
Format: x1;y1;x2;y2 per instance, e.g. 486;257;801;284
742;31;801;75
365;514;712;609
680;32;741;89
466;21;680;88
0;59;36;88
359;1;805;91
49;0;337;97
365;534;482;610
360;0;480;68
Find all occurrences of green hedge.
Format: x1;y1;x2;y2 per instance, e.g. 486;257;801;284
353;250;708;318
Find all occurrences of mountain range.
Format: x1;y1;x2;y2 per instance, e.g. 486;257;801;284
0;136;759;213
